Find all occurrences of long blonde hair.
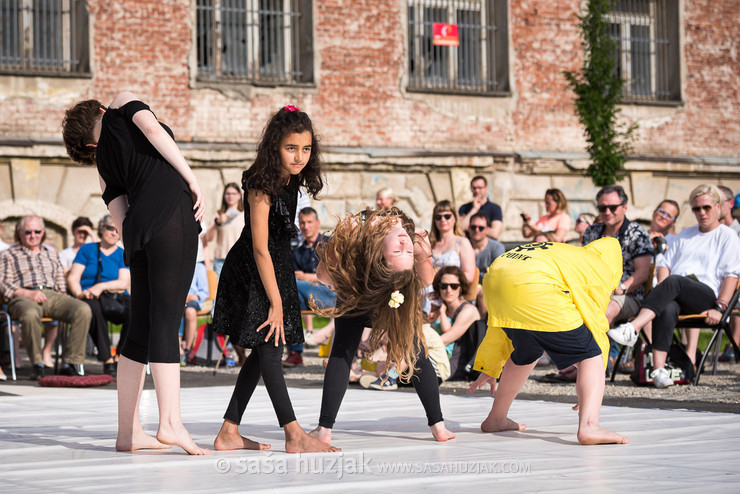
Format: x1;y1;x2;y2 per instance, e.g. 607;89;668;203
313;207;428;382
429;200;463;247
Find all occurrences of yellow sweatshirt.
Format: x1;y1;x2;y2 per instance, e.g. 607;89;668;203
473;238;623;378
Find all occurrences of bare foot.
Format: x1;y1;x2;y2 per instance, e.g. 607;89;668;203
308;425;332;445
213;422;271;451
481;416;526;433
577;425;629;445
157;424;211;455
430;422;456;442
286;423;340;453
116;431;172;452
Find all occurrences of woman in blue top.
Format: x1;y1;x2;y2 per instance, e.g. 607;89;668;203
67;215;130;377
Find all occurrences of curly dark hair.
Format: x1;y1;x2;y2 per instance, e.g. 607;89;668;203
242;106;324;198
62;99;106;166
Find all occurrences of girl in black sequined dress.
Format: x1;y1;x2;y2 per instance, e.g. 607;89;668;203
212;106;338;453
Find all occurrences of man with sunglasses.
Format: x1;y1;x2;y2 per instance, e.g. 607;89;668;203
459;176;503;239
469;213;506;316
469;213;505;285
0;216;91;379
582;185;652;327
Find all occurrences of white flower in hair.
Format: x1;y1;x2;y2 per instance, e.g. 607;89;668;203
388;290;404;309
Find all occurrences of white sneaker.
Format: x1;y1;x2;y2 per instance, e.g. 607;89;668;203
607;322;638;347
303;332;319;346
650;367;674;389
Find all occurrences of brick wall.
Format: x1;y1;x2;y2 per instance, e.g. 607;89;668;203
0;0;738;242
1;0;736;156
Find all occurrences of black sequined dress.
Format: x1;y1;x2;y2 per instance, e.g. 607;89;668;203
212;176;303;348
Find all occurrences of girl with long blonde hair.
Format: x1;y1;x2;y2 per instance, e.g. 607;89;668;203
309;207;456;446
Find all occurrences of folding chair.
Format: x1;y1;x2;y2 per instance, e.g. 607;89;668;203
675;279;740;385
196;269;218;323
0;310;17;381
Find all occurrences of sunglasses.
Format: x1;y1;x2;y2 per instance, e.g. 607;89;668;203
439;282;460;291
23;230;43;235
655;208;676;221
691;205;714;214
434;213;453;221
469;225;486;232
597;204;624;213
103;225;118;232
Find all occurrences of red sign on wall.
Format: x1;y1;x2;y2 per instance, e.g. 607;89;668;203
433;23;459;47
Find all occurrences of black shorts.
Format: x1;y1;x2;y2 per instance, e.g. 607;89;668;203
502;324;602;370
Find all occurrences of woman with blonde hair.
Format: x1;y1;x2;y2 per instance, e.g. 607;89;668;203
522;188;571;243
309;207;455;446
429;200;476;283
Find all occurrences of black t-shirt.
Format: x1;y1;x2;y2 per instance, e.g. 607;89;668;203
459;200;503;223
96;100;191;263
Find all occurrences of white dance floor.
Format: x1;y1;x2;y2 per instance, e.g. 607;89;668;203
1;383;738;492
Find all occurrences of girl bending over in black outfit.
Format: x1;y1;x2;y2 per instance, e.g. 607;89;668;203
63;92;209;454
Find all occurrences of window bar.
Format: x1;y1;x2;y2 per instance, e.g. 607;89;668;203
657;0;667;100
291;0;299;82
65;0;72;72
248;0;256;80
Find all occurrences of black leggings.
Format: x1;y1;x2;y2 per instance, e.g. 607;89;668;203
641;274;716;352
224;343;297;427
122;200;198;364
318;312;444;429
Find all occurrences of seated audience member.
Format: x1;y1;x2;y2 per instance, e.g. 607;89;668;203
180;261;210;363
430;200;476;284
0;215;90;379
284;207;337;367
522;188;572;243
375;187;396;211
609;184;740;388
718;188;740;362
459;175;503;239
469;212;506;283
358;324;451;390
0;240;6;380
548;186;651;382
58;217;97;271
574;213;596;244
648;200;679;241
719;185;740;236
582;185;652;327
646;199;680;290
469;212;505;316
428;266;484;380
67;215;131;376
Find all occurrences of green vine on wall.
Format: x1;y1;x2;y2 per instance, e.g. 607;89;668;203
564;0;637;187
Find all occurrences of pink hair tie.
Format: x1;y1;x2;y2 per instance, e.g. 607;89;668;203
284;104;300;112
